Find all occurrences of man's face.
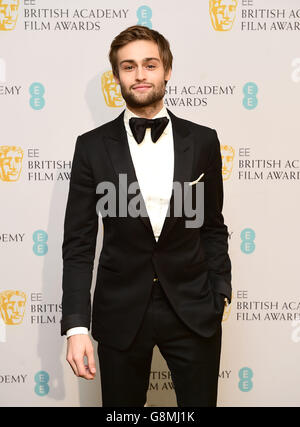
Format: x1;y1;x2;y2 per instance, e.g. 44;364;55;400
113;40;171;109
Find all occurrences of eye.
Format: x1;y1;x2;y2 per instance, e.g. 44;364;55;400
146;64;156;70
122;64;134;71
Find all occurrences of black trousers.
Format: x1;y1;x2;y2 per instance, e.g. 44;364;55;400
97;277;222;407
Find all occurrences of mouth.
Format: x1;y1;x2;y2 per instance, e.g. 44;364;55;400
132;84;152;92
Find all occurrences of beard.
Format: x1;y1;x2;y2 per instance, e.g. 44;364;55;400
118;79;166;109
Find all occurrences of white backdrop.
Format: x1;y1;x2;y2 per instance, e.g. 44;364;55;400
1;0;300;407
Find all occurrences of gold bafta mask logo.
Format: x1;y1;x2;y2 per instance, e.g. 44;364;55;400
0;145;23;182
0;290;27;325
101;71;125;108
0;0;20;31
221;145;234;180
209;0;237;31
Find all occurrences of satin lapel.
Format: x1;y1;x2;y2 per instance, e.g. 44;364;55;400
103;111;154;237
157;110;194;245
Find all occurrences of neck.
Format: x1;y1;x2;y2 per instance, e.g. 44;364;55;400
126;100;164;119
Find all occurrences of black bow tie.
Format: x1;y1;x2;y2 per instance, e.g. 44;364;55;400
129;116;169;144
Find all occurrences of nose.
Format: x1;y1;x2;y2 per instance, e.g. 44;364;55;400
135;65;146;81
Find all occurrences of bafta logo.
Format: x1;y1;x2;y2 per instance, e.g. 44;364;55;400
209;0;237;31
101;71;125;108
221;145;234;180
0;290;27;325
0;0;20;31
0;146;23;182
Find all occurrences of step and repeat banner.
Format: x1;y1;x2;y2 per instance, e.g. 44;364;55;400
1;0;300;407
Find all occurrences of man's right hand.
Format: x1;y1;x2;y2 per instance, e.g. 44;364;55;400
66;334;96;380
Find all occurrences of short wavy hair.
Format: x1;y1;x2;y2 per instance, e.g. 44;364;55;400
109;25;173;79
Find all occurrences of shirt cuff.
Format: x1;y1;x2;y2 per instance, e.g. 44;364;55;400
66;327;89;338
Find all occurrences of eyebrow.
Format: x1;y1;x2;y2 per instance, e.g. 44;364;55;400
119;57;161;65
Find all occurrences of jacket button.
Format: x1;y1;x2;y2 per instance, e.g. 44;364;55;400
153;277;158;282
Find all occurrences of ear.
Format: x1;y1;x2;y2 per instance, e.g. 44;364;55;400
164;67;172;83
113;73;120;85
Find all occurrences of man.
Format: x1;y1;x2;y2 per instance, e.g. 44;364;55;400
61;25;232;407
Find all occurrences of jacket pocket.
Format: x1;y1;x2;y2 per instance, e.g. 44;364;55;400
98;263;121;275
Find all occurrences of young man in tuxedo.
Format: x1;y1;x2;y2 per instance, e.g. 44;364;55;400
61;25;232;407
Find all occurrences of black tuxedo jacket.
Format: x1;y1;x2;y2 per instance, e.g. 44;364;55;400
61;109;232;350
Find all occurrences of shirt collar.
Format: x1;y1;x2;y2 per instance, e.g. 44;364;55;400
124;105;170;138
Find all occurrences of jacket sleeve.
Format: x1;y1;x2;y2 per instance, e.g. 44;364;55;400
60;136;99;335
200;129;232;302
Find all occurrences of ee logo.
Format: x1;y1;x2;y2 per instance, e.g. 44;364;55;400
238;367;253;392
137;5;152;28
243;82;258;110
34;371;50;396
240;228;255;254
33;230;48;256
29;82;45;110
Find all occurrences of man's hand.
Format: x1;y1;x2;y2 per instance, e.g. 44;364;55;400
66;334;96;380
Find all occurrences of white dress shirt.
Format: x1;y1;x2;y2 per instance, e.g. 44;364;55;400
66;105;174;338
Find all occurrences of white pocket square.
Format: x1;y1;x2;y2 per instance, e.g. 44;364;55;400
189;173;204;186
